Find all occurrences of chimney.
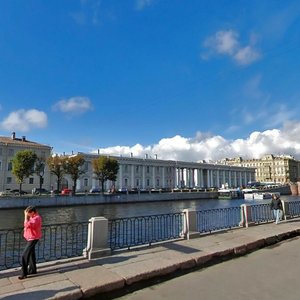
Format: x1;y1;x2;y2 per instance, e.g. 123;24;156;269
11;132;16;140
22;136;26;141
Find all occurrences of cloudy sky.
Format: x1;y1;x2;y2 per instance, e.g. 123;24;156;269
1;0;300;162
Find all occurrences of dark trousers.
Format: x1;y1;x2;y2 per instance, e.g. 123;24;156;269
21;240;39;276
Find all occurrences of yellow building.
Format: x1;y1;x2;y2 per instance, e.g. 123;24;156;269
0;132;52;192
220;154;300;184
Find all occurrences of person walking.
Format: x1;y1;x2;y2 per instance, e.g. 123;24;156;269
18;206;42;280
270;194;283;224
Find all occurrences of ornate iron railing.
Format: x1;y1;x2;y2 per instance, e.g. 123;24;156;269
196;206;241;233
108;212;186;250
0;222;89;270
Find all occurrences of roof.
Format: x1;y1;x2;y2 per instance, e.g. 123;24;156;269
0;136;51;149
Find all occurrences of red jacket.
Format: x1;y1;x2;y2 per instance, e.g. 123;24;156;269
24;213;42;241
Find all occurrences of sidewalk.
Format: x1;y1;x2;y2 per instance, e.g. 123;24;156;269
1;218;300;300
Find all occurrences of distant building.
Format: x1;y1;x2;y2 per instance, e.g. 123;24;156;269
0;132;52;192
219;154;300;184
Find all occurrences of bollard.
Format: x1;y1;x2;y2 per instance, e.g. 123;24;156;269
83;217;111;260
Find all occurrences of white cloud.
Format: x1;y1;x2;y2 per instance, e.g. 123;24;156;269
1;109;48;132
70;0;101;25
94;121;300;162
135;0;154;11
203;29;261;66
234;46;261;65
53;97;92;115
204;30;239;55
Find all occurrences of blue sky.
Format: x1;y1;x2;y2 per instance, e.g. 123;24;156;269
1;0;300;162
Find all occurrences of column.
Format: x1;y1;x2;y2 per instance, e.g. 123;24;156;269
131;165;134;189
152;166;156;188
142;165;145;189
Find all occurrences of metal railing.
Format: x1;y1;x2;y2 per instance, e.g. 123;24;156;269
3;201;300;270
286;200;300;217
108;212;186;250
0;221;89;270
250;203;274;224
196;206;242;233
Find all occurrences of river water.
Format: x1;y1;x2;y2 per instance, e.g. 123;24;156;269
1;194;299;230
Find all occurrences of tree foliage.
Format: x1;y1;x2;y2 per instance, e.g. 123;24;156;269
92;156;119;193
47;155;65;192
12;150;37;192
62;154;85;194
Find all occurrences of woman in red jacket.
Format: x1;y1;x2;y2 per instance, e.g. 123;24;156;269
18;206;42;280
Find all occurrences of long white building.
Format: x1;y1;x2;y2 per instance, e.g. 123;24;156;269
67;153;256;192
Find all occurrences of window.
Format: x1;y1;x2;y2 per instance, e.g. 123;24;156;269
29;178;34;184
0;148;2;155
8;149;14;156
7;162;12;171
6;177;12;184
84;178;88;187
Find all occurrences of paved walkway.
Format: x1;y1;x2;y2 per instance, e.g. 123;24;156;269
1;218;300;300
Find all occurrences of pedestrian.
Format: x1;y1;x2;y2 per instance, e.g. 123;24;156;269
18;206;42;280
270;193;283;224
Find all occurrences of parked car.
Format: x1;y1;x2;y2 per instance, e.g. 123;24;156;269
61;188;72;195
89;187;101;193
10;189;28;195
32;188;50;195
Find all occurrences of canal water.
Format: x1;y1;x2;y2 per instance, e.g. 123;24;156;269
1;194;299;230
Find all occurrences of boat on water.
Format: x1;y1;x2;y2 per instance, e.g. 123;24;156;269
243;189;280;200
218;188;240;200
243;188;260;200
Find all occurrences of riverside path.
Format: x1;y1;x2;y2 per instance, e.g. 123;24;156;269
1;218;300;299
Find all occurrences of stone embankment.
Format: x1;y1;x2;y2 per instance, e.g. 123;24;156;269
0;191;218;209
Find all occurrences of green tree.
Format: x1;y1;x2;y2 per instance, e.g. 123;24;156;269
35;157;46;191
11;150;37;194
92;156;119;193
62;154;85;194
47;155;65;192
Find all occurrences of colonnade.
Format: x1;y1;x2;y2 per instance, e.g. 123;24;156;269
74;155;256;192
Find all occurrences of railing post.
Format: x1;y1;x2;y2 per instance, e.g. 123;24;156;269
83;217;111;260
281;200;290;220
240;204;255;228
182;209;198;240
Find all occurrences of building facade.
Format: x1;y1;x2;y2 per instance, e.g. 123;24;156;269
61;153;256;192
0;133;52;192
219;154;300;184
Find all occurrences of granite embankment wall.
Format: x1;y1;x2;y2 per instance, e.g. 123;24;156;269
0;191;218;209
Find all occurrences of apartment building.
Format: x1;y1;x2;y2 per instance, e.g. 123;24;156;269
219;154;300;184
0;132;52;192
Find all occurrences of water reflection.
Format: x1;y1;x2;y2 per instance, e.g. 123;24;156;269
1;195;298;230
